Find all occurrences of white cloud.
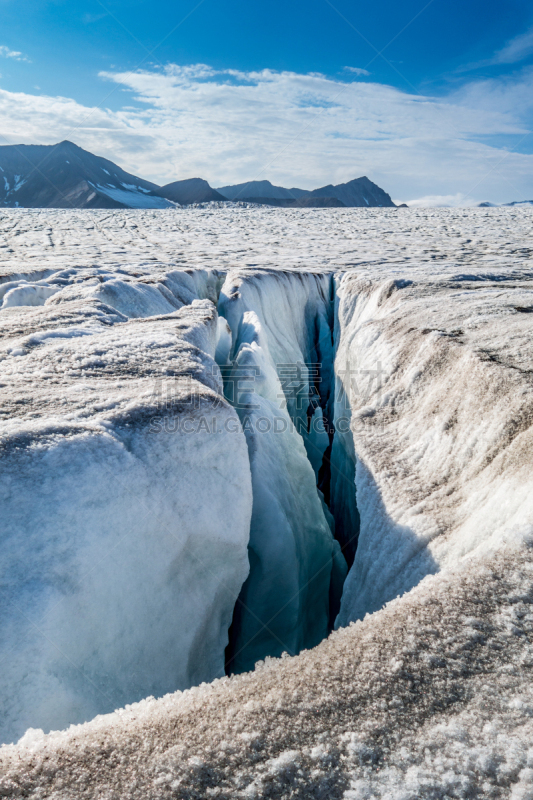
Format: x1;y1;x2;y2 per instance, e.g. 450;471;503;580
493;26;533;65
449;66;533;118
0;63;531;203
401;193;480;208
0;45;30;63
459;26;533;72
343;67;370;76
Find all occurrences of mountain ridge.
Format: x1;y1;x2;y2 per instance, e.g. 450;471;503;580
216;180;310;201
217;176;395;207
0;140;395;209
479;200;533;207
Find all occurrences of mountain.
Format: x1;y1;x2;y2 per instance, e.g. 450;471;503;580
0;140;396;210
157;178;226;204
308;176;395;207
216;180;309;201
0;141;172;209
478;200;533;207
217;176;395;207
241;196;345;208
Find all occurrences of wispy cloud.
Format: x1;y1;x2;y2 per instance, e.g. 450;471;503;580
0;45;30;63
0;63;531;204
458;25;533;73
493;26;533;65
82;12;108;24
343;67;370;76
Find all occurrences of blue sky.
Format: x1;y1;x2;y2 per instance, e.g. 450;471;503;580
1;0;533;203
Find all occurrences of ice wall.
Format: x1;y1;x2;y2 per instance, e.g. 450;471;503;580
335;272;533;626
219;269;335;466
0;263;353;742
218;270;347;672
0;290;252;744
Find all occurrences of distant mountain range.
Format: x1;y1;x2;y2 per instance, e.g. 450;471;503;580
478;200;533;207
216;176;395;207
0;140;395;209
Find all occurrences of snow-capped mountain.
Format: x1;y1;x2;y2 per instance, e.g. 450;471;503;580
0;141;396;209
217;176;396;207
0;141;172;209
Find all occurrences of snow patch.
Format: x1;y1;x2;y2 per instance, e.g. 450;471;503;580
96;185;172;209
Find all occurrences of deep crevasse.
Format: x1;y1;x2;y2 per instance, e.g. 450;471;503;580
3;257;533;748
0;264;358;742
217;270;348;673
2;209;533;797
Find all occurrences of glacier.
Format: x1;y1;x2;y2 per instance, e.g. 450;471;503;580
0;205;532;798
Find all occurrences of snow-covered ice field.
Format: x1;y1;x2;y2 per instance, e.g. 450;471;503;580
0;205;531;273
0;206;533;798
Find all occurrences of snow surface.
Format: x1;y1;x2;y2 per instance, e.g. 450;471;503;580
0;205;531;275
1;282;59;307
1;538;532;799
0;206;532;796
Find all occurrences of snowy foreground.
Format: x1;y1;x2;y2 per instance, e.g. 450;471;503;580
0;207;533;798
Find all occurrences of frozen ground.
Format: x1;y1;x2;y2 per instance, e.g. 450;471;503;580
0;205;531;275
1;541;532;799
0;206;532;797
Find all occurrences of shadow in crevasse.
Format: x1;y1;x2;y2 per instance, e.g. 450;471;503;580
335;454;440;629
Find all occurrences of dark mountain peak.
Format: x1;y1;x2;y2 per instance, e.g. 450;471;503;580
218;175;394;207
244;180;273;189
217;180;309;201
43;140;86;160
55;140;78;150
0;141;169;210
179;177;207;184
310;176;395;207
157;178;226;205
